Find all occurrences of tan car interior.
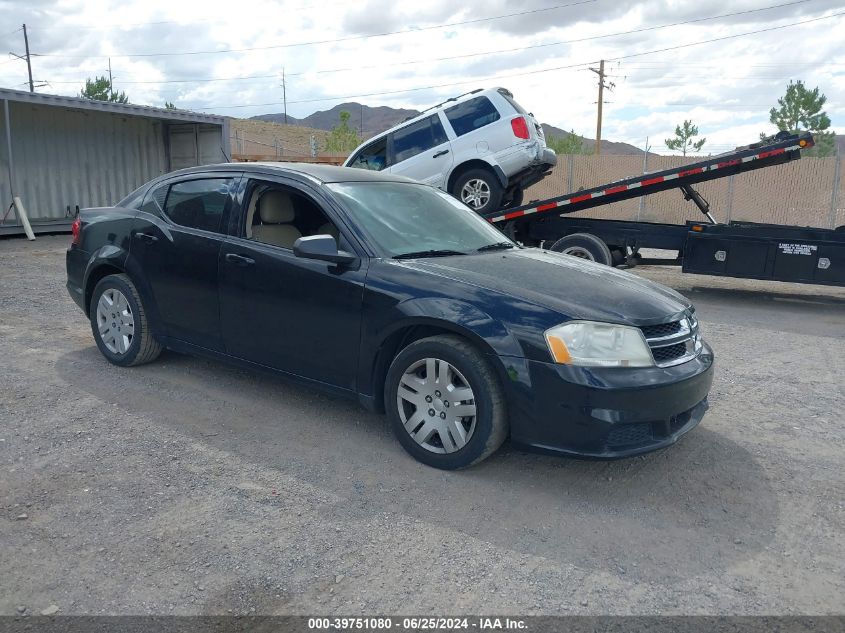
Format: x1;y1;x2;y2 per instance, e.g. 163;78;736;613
246;186;340;249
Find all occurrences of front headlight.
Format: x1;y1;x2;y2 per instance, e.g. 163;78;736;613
544;321;654;367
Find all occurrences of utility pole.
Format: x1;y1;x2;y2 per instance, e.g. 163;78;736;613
108;58;113;99
589;59;614;156
22;24;33;93
281;68;287;125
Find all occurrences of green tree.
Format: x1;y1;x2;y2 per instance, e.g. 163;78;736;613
164;101;177;109
665;120;706;156
324;110;362;153
546;130;587;155
765;80;835;157
79;76;128;103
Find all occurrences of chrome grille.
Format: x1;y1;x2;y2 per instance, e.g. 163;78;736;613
640;314;701;367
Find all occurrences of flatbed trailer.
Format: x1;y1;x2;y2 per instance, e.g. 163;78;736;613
480;131;845;288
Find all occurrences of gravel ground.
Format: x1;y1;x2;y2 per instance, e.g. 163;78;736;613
1;236;843;616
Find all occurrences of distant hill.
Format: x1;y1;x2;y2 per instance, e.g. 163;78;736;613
542;124;653;156
252;102;421;140
252;102;656;156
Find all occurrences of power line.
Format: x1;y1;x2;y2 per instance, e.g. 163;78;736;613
188;10;845;111
606;10;845;63
31;0;598;59
28;1;833;88
24;1;347;31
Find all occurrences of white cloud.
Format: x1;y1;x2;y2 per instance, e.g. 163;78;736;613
1;0;842;154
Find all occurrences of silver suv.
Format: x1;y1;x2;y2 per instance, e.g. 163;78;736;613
344;87;556;214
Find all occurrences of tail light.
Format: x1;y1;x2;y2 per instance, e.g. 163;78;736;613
511;116;530;140
71;217;82;246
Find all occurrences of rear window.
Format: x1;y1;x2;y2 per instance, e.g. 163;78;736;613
163;178;233;234
444;96;501;137
497;89;528;114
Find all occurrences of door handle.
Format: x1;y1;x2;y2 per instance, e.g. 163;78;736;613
432;149;450;158
135;232;158;243
225;253;255;266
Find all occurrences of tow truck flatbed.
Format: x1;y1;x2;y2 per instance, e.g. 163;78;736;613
480;132;845;288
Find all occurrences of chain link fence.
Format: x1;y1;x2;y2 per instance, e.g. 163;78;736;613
526;153;844;229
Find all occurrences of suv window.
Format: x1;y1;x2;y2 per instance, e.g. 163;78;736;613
348;137;388;171
163;178;233;233
391;115;448;164
497;89;528;115
444;96;501;137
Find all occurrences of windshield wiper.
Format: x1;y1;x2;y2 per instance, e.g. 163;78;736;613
393;249;467;260
476;242;516;252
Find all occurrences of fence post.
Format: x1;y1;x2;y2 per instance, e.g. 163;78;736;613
637;150;648;221
829;150;842;229
566;154;574;193
725;174;734;224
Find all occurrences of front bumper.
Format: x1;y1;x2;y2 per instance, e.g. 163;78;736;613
500;343;714;458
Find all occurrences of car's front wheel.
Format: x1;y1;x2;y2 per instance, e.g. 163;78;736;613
90;273;163;367
385;335;508;469
452;168;503;215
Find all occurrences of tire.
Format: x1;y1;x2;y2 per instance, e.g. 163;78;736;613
385;335;508;470
451;168;503;215
549;233;613;265
90;273;163;367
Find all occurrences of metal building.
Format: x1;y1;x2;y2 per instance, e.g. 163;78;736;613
1;88;229;236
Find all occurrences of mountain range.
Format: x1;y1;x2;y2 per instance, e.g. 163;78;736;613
251;102;649;156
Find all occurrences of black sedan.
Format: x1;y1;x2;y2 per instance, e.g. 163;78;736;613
66;163;714;469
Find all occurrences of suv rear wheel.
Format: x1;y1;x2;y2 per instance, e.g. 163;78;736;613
452;168;503;215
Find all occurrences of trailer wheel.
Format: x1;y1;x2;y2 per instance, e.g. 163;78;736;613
549;233;613;265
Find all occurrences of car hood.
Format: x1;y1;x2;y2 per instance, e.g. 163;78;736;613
393;248;693;325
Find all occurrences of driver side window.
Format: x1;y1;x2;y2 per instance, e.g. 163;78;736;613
242;181;348;251
347;137;388;171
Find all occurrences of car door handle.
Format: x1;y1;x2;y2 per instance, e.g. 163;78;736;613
225;253;255;266
135;232;158;243
432;149;450;158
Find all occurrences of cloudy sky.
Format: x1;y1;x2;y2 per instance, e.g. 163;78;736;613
1;0;843;154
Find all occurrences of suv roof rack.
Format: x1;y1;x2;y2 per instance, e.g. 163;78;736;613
408;88;484;120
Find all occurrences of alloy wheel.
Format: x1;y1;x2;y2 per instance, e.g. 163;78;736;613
396;357;477;454
460;179;491;209
96;288;135;354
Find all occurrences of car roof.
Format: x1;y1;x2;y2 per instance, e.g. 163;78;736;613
165;162;417;185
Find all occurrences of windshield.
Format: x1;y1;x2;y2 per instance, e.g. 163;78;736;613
327;182;515;258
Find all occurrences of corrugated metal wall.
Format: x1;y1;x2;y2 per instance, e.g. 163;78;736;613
0;101;225;221
0;101;169;221
526;154;844;229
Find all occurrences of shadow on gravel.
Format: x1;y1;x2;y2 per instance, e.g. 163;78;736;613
686;285;845;307
58;346;778;582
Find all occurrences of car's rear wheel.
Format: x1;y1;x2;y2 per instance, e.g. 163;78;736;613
549;232;613;265
90;273;163;367
385;335;508;469
452;168;503;215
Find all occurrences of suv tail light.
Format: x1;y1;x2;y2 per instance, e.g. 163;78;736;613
71;217;82;246
511;116;530;140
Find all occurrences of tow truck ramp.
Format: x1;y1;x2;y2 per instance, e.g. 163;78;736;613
480;132;844;288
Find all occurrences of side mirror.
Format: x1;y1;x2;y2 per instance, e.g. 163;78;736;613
293;234;358;265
